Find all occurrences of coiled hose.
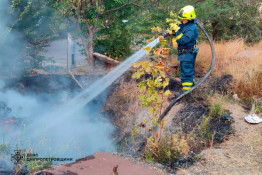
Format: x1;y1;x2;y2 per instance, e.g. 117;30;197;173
135;20;216;153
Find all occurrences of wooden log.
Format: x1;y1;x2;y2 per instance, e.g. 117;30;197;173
93;52;120;66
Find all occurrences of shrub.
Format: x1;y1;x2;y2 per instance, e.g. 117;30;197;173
145;134;189;164
26;160;52;172
208;99;226;118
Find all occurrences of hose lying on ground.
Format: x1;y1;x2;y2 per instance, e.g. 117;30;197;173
135;20;216;153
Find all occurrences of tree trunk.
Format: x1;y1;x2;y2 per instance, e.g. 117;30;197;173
78;22;95;67
211;21;218;40
87;31;95;66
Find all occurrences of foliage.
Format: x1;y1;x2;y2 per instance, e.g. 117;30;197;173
26;159;52;172
11;0;56;41
199;115;211;139
251;99;262;114
208;99;226;118
194;0;262;43
145;134;189;164
10;0;58;74
48;0;141;65
199;95;227;139
233;1;262;43
131;13;189;164
94;21;132;60
131;28;173;135
8;0;262;74
153;0;262;43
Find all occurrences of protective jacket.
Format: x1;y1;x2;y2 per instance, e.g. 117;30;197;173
176;20;199;62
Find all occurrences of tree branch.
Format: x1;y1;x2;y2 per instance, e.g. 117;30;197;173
69;71;84;90
132;3;142;8
98;0;140;16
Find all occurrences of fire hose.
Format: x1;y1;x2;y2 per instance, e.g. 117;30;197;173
135;20;216;153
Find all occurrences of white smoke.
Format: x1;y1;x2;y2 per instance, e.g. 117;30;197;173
0;0;115;170
0;0;25;78
0;88;115;159
0;0;159;171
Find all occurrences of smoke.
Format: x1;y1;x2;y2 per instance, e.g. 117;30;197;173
0;88;115;158
0;0;25;78
0;0;115;170
0;0;158;171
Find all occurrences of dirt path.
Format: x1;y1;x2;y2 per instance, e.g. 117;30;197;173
177;103;262;175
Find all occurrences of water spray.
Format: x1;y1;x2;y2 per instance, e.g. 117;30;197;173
41;39;159;131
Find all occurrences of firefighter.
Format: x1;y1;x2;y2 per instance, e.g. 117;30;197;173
175;5;199;96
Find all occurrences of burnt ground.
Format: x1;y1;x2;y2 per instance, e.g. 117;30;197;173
102;67;236;172
4;74;103;94
178;103;262;175
172;100;234;154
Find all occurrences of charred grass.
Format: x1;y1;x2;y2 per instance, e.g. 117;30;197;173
105;68;234;172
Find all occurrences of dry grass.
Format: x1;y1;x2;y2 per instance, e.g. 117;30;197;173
196;39;262;98
235;72;262;99
145;134;190;164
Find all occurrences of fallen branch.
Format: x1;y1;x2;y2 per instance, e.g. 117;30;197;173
93;52;120;66
69;71;84;90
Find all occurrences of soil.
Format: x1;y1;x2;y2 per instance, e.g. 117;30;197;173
176;103;262;175
101;67;237;172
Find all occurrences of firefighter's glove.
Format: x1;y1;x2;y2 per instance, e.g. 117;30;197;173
162;32;169;38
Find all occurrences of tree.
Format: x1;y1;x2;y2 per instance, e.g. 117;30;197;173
49;0;141;67
8;0;58;74
193;0;262;42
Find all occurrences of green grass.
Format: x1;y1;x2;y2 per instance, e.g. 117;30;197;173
208;100;226;118
252;100;262;114
199;115;212;139
26;160;52;172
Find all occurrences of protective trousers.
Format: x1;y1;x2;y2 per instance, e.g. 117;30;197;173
180;55;196;91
